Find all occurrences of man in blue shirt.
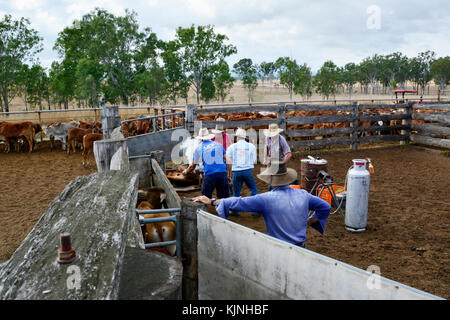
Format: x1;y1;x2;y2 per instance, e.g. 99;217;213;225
193;161;331;248
184;128;232;199
226;128;258;216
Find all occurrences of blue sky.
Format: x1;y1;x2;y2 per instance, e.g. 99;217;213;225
1;0;449;72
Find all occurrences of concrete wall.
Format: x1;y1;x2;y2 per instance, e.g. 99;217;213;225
197;210;443;300
126;129;181;162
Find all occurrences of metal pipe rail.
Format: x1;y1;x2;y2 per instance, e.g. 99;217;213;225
120;112;184;124
136;208;182;256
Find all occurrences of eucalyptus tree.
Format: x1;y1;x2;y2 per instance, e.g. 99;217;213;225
359;54;383;94
258;61;276;87
74;58;103;107
313;60;340;100
160;40;190;105
341;62;359;98
293;63;313;100
430;56;450;91
417;50;436;95
174;24;237;104
233;58;258;102
275;57;302;101
214;59;234;103
0;14;42;112
54;8;159;105
24;64;50;110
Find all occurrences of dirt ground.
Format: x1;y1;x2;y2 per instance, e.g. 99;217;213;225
0;142;448;298
0;141;97;263
180;144;450;299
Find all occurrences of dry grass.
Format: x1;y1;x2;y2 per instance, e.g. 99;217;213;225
2;81;441;124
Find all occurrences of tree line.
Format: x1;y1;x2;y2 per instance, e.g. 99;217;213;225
1;8;449;112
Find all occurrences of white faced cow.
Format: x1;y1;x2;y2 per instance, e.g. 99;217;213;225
44;121;80;151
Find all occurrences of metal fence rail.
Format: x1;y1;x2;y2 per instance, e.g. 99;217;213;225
136;207;182;256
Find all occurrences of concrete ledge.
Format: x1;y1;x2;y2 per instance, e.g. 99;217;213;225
118;247;182;300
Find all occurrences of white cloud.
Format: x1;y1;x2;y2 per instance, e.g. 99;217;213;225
11;0;48;11
1;0;449;71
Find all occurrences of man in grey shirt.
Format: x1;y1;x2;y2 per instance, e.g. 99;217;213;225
263;123;292;165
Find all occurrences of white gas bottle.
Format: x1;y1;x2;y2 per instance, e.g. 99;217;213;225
345;159;370;232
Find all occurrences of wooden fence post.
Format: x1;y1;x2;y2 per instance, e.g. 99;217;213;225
185;104;197;135
180;198;206;300
350;101;359;150
102;106;121;140
278;102;286;132
150;150;165;174
401;102;413;145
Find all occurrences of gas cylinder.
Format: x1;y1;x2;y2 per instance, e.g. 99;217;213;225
345;159;370;232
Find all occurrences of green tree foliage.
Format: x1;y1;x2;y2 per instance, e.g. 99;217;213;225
174;24;237;104
214;59;234;103
258;61;276;87
275;57;303;101
293;64;313;100
135;64;167;106
74;58;103;107
233;58;258;102
359;54;383;94
313;60;340;100
25;64;50;110
341;62;359;98
417;50;436;94
0;14;42;112
55;8;158;106
430;56;450;91
160;40;190;105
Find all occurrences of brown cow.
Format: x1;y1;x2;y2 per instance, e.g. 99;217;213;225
137;200;176;256
67;127;95;155
82;133;103;166
0;121;35;153
78;120;102;130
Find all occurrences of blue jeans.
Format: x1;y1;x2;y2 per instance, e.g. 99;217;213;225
202;172;230;199
231;169;258;216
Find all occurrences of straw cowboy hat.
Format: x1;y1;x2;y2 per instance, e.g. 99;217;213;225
211;117;226;134
195;128;215;140
257;161;297;187
235;128;247;139
263;123;284;137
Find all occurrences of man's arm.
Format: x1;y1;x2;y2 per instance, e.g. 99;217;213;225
307;193;331;234
225;153;232;183
183;146;200;174
193;194;266;219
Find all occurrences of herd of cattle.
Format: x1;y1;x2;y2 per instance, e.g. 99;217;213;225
0;120;103;166
0;108;436;162
197;108;433;139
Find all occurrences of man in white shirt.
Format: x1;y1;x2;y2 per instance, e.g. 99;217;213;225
226;128;259;216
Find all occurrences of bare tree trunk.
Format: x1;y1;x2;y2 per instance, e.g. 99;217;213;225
2;86;9;113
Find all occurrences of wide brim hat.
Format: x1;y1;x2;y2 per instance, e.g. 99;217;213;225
257;161;297;187
235;128;247;139
211;117;226;134
195;128;215;140
263;123;284;137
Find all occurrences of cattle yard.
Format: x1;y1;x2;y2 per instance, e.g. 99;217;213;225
0;100;449;299
0;142;448;298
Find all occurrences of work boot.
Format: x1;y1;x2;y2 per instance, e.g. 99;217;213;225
251;212;260;217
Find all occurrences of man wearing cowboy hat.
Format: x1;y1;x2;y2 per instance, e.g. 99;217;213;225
184;128;232;199
193;161;331;248
263;123;292;166
226;128;258;216
211;117;232;151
